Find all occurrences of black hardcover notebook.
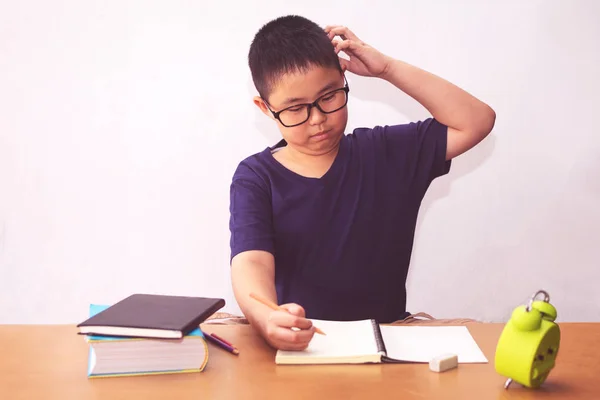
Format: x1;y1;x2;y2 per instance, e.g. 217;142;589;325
77;294;225;339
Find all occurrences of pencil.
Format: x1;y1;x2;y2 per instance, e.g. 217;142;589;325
203;330;239;355
249;292;326;335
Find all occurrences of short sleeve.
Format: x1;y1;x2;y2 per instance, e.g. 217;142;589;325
374;118;451;192
229;162;275;262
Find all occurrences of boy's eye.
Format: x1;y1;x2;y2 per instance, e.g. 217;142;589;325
286;106;305;113
321;94;336;102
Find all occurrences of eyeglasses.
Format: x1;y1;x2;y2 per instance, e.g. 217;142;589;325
264;78;350;128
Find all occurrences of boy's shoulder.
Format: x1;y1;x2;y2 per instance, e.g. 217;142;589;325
231;142;282;187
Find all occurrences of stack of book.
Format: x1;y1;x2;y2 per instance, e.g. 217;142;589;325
77;294;225;378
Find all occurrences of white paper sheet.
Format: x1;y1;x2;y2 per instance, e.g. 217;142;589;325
379;325;488;363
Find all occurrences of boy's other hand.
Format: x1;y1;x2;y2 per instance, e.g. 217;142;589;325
264;303;316;351
325;25;392;79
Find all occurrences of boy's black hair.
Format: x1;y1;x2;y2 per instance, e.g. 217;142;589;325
248;15;342;101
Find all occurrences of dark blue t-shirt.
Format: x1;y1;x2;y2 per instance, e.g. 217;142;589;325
229;118;451;323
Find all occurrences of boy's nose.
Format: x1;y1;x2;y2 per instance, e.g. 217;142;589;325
308;106;326;125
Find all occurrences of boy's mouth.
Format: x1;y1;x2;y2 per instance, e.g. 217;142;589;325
311;130;330;140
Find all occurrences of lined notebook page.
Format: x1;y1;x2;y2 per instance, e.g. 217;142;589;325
276;319;380;363
379;326;488;363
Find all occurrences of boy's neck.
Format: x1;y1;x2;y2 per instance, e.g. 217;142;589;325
273;143;340;179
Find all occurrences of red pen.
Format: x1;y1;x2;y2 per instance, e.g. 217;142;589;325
211;333;233;347
202;330;239;355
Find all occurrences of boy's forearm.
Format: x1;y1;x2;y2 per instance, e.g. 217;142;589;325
381;58;495;135
231;260;277;334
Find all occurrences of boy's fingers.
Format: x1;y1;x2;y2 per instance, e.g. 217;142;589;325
279;303;306;317
326;25;360;42
273;326;315;346
334;39;358;54
270;311;313;330
276;339;311;351
339;59;349;72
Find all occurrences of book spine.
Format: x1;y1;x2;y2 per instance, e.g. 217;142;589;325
371;319;387;355
183;299;226;335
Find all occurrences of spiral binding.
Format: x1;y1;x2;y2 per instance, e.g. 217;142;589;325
371;319;387;355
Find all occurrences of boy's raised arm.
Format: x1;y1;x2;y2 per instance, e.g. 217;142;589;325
325;25;496;160
379;59;496;160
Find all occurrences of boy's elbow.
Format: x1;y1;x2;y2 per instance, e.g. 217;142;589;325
478;104;496;138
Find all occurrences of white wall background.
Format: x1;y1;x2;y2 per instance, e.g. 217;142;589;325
1;0;599;324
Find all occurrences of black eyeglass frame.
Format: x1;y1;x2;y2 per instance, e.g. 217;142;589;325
264;77;350;128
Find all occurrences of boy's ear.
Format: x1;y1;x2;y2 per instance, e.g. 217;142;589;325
253;96;274;119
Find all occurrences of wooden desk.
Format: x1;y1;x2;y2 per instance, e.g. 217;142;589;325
1;323;598;399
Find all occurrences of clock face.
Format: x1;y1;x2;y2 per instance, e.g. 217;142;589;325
528;323;560;386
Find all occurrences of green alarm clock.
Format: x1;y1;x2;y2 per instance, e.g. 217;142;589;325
495;290;560;389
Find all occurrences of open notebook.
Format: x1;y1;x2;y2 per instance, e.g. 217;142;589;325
276;319;488;365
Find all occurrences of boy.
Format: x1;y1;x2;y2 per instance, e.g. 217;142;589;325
229;15;495;351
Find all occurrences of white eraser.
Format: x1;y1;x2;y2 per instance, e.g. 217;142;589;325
429;353;458;372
